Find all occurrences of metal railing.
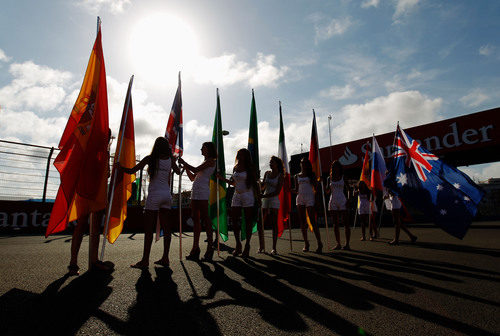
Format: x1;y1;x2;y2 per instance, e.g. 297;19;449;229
0;139;194;202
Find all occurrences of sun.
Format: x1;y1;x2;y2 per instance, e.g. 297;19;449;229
129;13;200;84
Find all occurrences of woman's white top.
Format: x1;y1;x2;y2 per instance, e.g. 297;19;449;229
231;170;254;207
233;170;251;194
328;177;347;211
296;176;315;206
191;163;215;200
145;158;172;210
262;173;280;209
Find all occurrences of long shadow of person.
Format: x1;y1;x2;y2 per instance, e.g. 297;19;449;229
275;253;497;335
290;252;499;307
219;257;368;335
0;270;114;335
339;250;500;281
126;266;221;336
197;260;308;333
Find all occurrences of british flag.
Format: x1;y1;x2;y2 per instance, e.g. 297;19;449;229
165;72;183;157
385;124;484;239
393;126;438;182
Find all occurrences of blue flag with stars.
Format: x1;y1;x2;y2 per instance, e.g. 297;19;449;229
384;125;484;239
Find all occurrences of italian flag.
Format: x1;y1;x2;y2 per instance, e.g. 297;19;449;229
277;102;290;237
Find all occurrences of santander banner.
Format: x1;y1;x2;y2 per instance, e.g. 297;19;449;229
314;107;500;174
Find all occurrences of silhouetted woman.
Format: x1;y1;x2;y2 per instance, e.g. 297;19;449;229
293;157;322;253
326;160;351;250
218;148;259;258
260;156;284;255
118;136;180;269
179;142;217;261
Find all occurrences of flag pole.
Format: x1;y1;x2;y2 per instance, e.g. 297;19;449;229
89;16;100;267
216;88;220;257
100;75;134;261
177;72;183;261
378;123;400;232
314;109;330;250
280;100;292;252
178;169;183;260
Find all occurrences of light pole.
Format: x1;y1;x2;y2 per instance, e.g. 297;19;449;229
328;114;333;163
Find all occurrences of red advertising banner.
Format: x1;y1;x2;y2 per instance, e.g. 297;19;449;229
298;107;500;175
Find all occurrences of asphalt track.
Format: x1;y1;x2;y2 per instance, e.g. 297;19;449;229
1;224;499;335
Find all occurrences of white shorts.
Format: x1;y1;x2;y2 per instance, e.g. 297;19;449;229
296;193;315;207
262;196;280;209
328;194;346;211
145;191;172;210
358;200;377;215
231;191;255;207
191;186;209;201
391;197;402;210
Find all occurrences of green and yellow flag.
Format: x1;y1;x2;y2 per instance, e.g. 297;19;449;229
209;89;228;241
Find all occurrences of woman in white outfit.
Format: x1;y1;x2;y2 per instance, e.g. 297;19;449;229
384;189;417;245
179;142;217;261
325;160;351;250
260;156;284;255
218;148;259;258
118;137;180;269
356;180;371;241
292;158;323;253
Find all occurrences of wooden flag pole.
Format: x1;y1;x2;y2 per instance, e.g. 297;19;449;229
258;180;265;252
216;89;220;257
320;180;330;250
100;75;134;261
178;169;184;260
288;215;293;251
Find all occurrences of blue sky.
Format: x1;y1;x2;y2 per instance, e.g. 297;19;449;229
0;0;499;180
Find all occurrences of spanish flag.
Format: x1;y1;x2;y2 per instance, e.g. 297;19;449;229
107;76;136;243
46;23;109;237
360;146;371;188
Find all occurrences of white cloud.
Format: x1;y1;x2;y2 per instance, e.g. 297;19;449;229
361;0;380;8
320;84;355;100
460;162;500;182
185;119;210;138
334;90;442;142
76;0;131;14
479;44;494;56
0;48;11;62
312;16;353;42
0;61;72;113
192;53;289;88
0;109;67;146
459;89;489;108
393;0;420;22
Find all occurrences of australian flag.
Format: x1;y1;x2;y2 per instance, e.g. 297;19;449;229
384;125;484;239
165;71;183;157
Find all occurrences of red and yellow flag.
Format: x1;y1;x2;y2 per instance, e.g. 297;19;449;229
360;147;371;188
46;27;109;237
305;110;321;231
107;76;136;243
308;109;321;180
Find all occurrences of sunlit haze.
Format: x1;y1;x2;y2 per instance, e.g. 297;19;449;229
129;13;200;84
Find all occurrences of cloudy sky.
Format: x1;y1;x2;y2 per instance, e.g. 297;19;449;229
0;0;499;180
